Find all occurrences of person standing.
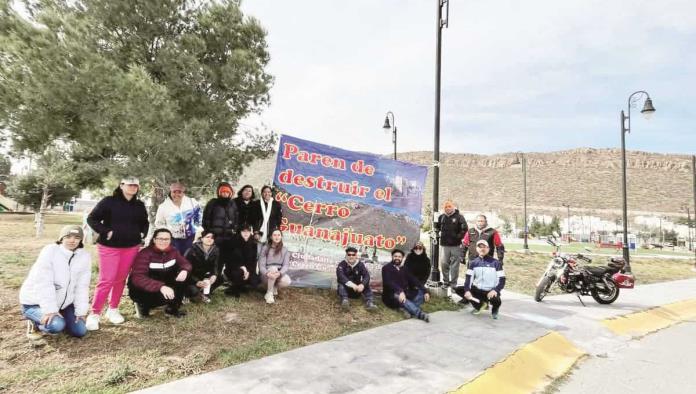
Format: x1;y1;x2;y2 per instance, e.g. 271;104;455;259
434;201;468;288
155;182;202;255
128;228;192;318
458;240;506;319
202;182;239;288
381;249;430;322
86;177;148;330
404;241;431;286
462;214;505;266
254;185;282;248
336;247;378;311
19;225;91;339
258;229;292;304
234;185;258;231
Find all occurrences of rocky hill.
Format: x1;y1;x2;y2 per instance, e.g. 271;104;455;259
237;148;695;221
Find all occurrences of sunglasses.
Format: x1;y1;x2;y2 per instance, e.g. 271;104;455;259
414;246;424;250
346;253;357;256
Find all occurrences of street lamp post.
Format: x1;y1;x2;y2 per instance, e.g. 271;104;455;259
430;0;449;284
511;154;529;252
692;155;696;269
382;111;397;160
562;203;570;242
620;91;656;273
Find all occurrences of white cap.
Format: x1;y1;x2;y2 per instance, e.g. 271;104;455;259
120;177;140;186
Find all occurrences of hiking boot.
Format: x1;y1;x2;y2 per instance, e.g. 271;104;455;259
85;313;100;331
264;292;275;304
471;308;482;315
26;321;43;340
105;308;125;325
164;306;187;318
399;308;412;319
340;298;350;311
365;301;378;312
492;312;499;320
134;303;150;319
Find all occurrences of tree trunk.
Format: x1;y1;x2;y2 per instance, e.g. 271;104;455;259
35;184;51;238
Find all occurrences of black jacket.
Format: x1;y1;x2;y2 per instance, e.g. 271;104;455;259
436;210;468;246
336;260;371;287
254;199;282;237
404;251;431;286
235;197;259;229
184;241;219;282
88;195;149;248
203;197;239;240
228;234;258;273
381;262;425;309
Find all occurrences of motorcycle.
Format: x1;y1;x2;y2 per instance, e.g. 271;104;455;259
534;236;635;306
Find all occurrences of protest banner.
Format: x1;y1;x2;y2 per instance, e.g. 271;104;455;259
272;135;428;289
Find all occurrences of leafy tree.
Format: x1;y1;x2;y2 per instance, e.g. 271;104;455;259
0;153;10;178
0;0;275;211
499;215;513;237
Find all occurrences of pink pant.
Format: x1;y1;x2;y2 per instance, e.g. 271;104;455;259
91;245;140;314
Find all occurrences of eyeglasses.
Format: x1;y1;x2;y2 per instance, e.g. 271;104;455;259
154;237;171;242
346;253;357;257
414;247;423;250
171;190;184;194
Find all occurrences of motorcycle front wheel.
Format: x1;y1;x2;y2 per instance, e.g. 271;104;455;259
534;275;555;302
591;278;620;304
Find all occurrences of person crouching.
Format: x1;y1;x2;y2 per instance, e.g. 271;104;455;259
336;247;378;312
381;249;430;322
458;239;506;319
128;228;192;318
183;230;219;303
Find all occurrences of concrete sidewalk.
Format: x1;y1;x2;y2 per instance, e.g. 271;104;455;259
135;278;696;394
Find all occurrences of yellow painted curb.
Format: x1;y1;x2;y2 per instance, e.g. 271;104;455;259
602;298;696;337
450;331;585;394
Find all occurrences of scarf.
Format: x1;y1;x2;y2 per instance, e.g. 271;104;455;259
259;198;273;243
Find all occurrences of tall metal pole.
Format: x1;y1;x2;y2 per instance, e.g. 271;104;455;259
523;154;529;251
620;109;631;269
430;0;448;282
686;207;692;252
393;126;397;161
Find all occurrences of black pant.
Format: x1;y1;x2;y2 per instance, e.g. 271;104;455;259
469;286;501;313
337;283;374;303
224;264;260;292
213;238;235;290
129;279;186;311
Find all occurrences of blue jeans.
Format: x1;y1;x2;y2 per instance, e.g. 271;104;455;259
395;289;425;317
21;303;87;338
172;236;194;256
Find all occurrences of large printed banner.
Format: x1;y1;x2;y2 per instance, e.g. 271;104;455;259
274;135;428;288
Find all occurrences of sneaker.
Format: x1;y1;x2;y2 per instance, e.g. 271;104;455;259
26;321;43;340
264;292;275;304
105;308;125;325
365;301;378;312
418;312;430;323
481;301;489;311
202;295;212;304
134;303;150;319
399;308;412;319
164;306;187;318
340;298;350;311
492;312;499;320
471;308;482;315
182;297;190;305
440;282;450;289
85;313;100;331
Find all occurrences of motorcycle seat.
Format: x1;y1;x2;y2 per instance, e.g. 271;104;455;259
585;266;609;276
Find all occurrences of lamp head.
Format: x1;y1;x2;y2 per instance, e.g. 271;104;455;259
382;115;391;132
640;97;655;120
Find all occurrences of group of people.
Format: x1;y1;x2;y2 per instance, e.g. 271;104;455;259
18;179;506;339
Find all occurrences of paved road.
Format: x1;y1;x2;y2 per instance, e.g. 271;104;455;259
558;322;696;394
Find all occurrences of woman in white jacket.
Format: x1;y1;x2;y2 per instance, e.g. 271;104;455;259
155;182;202;255
19;225;92;339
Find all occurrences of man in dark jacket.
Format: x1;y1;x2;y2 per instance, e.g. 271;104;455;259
202;182;239;287
336;247;378;311
434;201;468;288
381;249;430;322
462;214;505;266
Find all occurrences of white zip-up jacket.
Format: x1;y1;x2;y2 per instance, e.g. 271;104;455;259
19;244;92;316
155;196;202;239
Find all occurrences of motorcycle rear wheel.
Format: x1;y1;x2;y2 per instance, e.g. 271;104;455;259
535;275;555;302
591;279;620;304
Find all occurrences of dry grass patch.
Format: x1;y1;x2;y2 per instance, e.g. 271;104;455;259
0;213;457;393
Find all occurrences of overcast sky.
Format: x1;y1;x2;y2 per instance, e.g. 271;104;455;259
239;0;696;156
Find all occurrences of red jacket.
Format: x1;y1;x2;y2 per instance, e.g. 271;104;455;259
130;245;192;292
